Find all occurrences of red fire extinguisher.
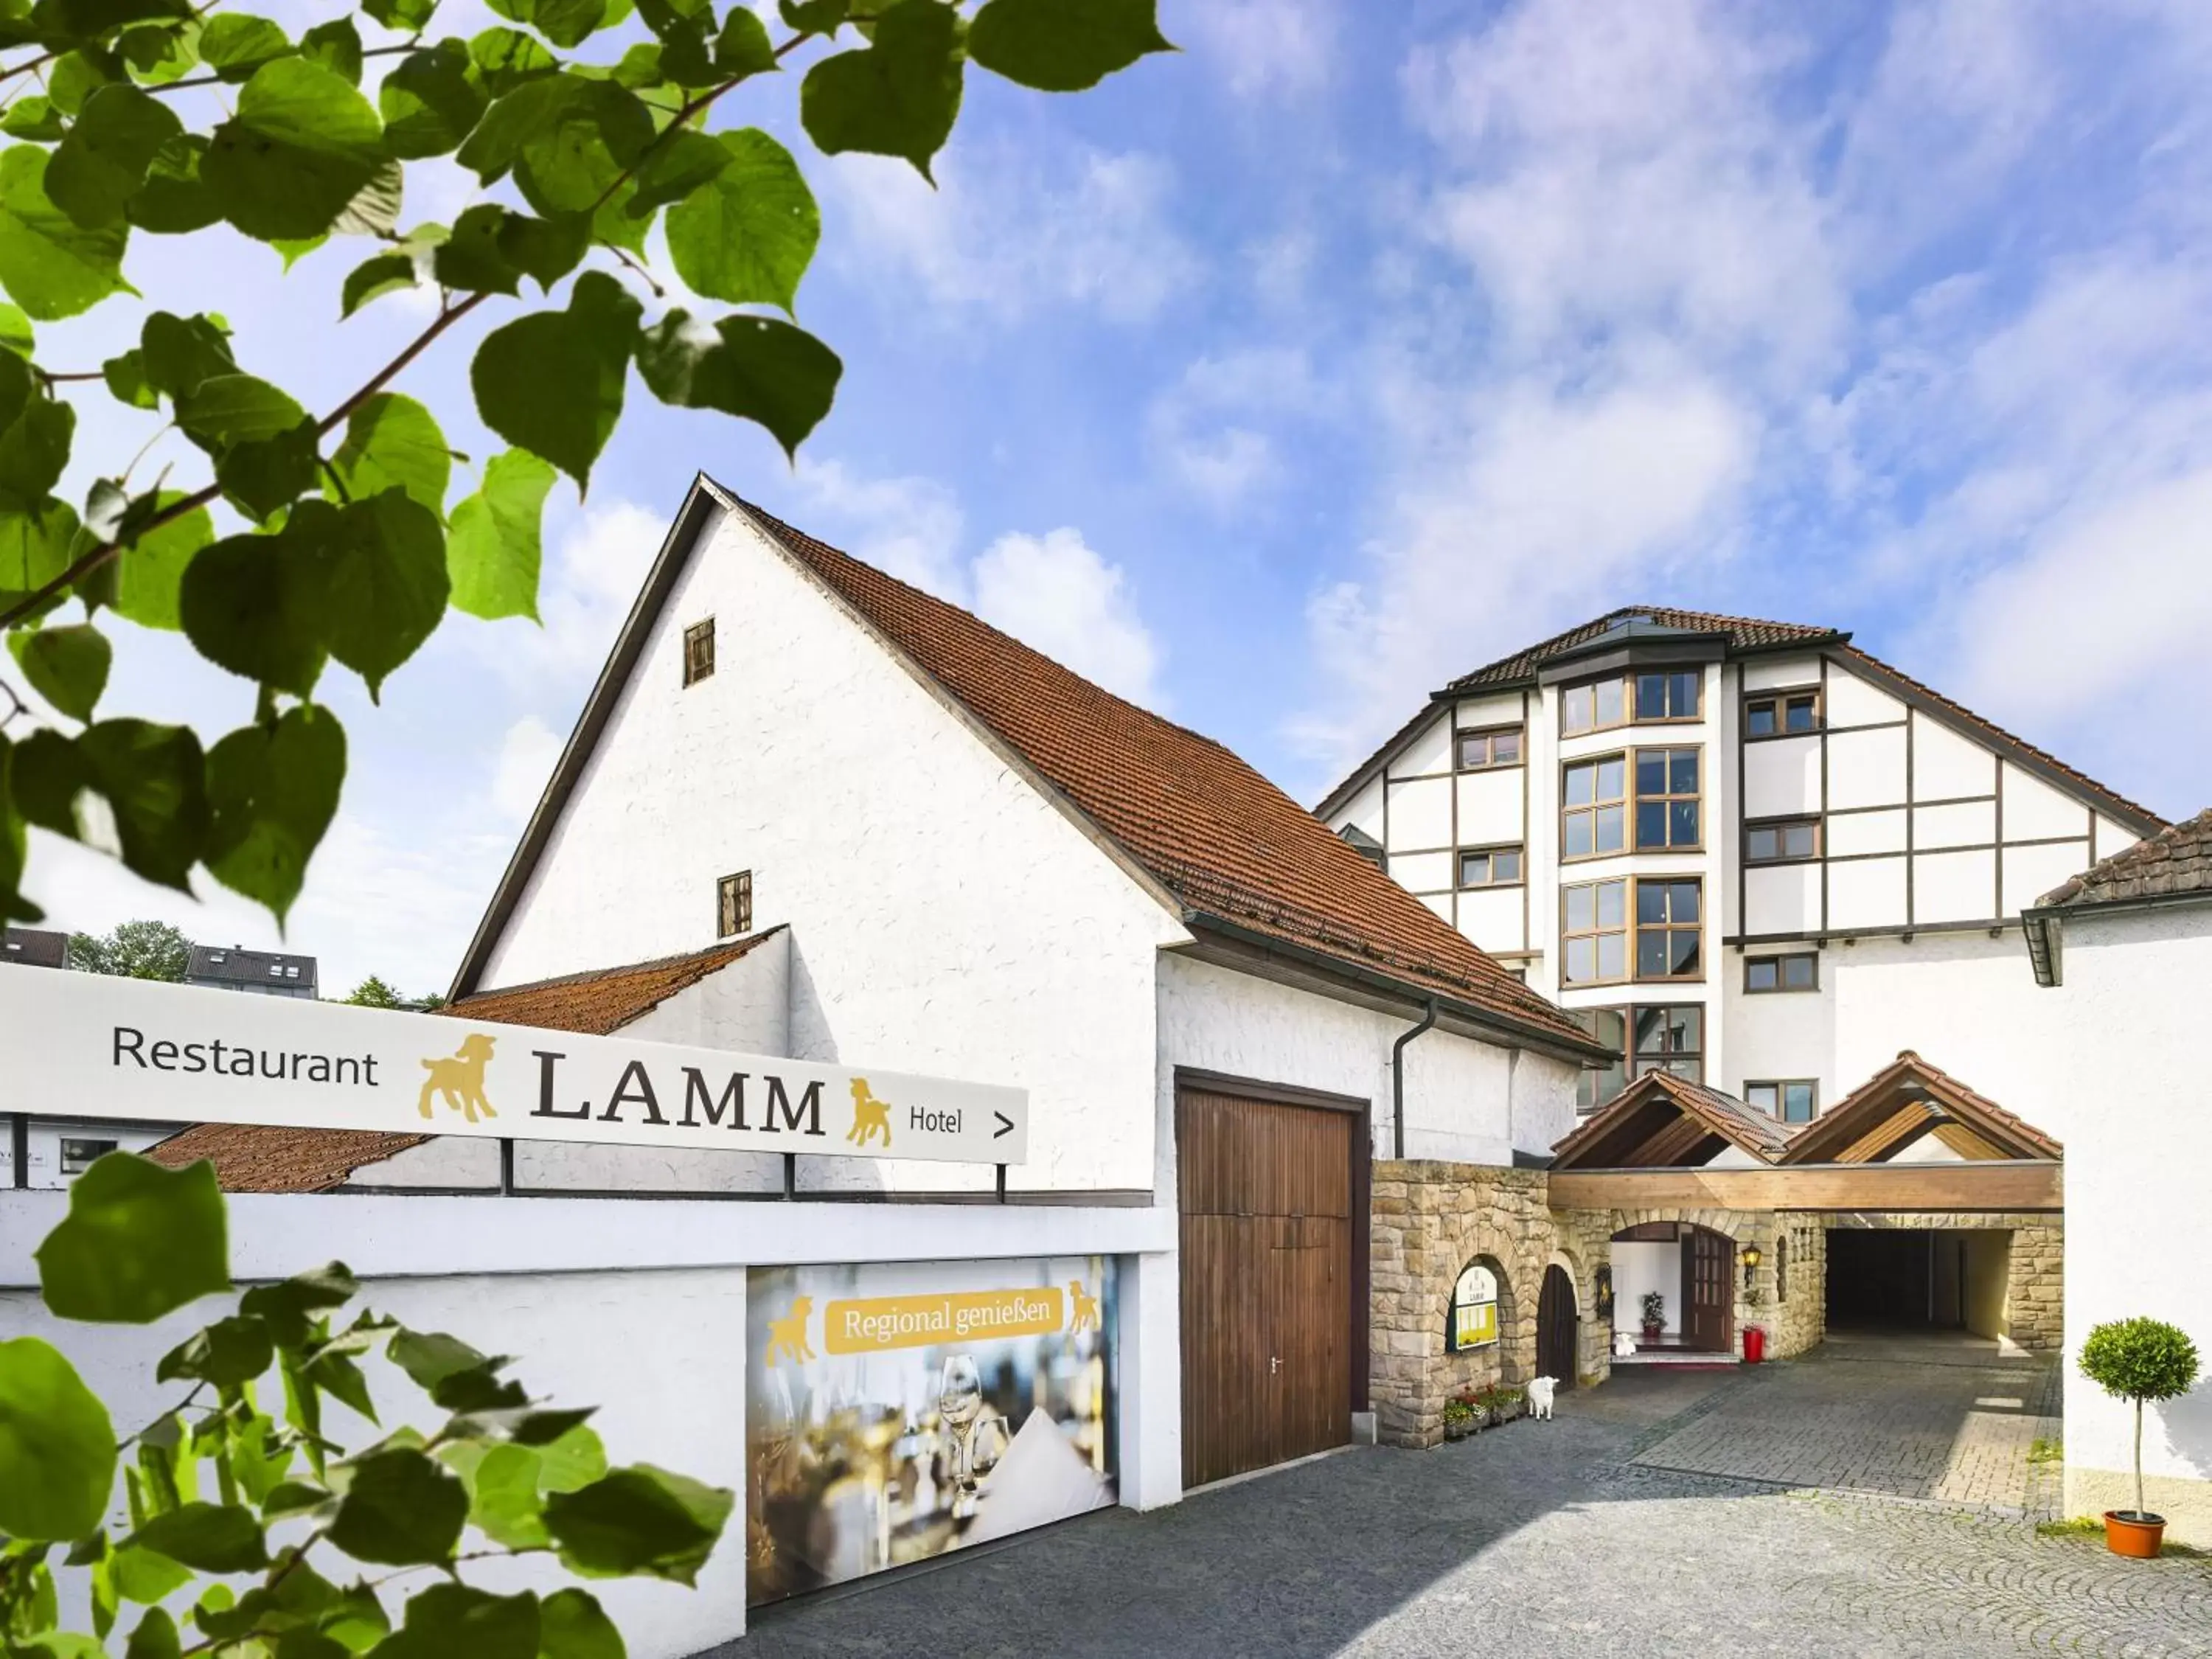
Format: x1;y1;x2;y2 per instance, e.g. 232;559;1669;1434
1744;1326;1767;1365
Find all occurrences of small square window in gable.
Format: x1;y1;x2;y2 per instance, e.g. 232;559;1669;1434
683;618;716;686
717;870;753;939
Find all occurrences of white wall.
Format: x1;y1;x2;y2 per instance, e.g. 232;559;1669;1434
0;1119;172;1188
2035;903;2212;1539
1612;1241;1680;1335
474;508;1188;1194
1155;955;1578;1169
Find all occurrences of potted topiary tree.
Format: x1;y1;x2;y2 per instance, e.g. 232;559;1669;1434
2077;1316;2201;1557
1641;1291;1666;1343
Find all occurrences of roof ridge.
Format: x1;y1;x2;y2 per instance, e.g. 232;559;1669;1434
2037;804;2212;908
450;930;779;1004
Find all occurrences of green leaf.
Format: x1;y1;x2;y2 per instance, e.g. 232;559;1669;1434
47;47;119;119
800;0;964;181
178;529;327;693
127;133;220;234
36;1152;227;1320
319;490;450;697
175;371;306;448
302;18;363;84
374;1584;537;1659
112;495;213;630
120;20;201;86
141;310;235;398
490;0;608;50
48;81;181;229
202;703;346;921
536;1423;607;1492
156;1315;275;1388
9;621;108;720
0;1337;116;1541
198;14;294;83
110;1540;192;1605
0;302;33;355
470;270;640;488
0;143;132;319
340;250;416;317
379;41;487;161
239;1262;358;1348
203;58;386;241
538;1589;622;1659
125;1607;181;1659
636;310;841;457
10;719;208;884
967;0;1172;91
459;74;650;220
665;128;818;313
3;97;66;142
327;1448;468;1565
331;393;449;515
470;26;559;95
447;447;551;620
0;499;80;603
0;394;73;511
622;127;728;218
713;6;776;74
468;1443;549;1547
388;1328;492;1391
364;0;438;32
543;1465;731;1585
103;347;159;408
779;0;849;35
133;1502;271;1573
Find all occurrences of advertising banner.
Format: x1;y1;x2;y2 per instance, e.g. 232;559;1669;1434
744;1256;1116;1607
0;968;1027;1165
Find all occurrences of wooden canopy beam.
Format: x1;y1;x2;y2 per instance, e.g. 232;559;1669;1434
1546;1161;2062;1214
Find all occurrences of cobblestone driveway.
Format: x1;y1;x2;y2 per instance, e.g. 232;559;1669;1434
731;1351;2212;1659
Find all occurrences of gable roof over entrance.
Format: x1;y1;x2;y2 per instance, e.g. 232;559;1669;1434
1548;1071;1797;1169
451;479;1604;1061
1777;1051;2062;1165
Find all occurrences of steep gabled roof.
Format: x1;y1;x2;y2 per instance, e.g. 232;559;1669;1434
1316;606;2164;837
453;478;1601;1059
1549;1071;1795;1169
150;936;779;1194
2034;807;2212;911
1778;1051;2061;1165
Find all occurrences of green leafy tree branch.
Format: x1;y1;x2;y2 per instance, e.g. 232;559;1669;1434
0;0;1172;931
0;1151;736;1655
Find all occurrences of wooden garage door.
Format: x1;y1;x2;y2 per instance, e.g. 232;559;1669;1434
1178;1088;1355;1488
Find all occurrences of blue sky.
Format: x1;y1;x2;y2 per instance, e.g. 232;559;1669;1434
26;0;2212;995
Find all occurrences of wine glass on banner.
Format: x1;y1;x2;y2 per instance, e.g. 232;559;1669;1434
937;1354;985;1519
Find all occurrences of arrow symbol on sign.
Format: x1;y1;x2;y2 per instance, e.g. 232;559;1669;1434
993;1111;1015;1138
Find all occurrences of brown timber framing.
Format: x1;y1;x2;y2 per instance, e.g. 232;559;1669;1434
1546;1161;2062;1214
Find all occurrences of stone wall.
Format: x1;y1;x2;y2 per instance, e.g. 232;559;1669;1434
1600;1205;1823;1360
1369;1161;1610;1449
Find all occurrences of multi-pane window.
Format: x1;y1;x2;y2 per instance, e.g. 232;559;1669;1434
1458;846;1523;888
1746;690;1818;736
1746;817;1820;863
1560;677;1628;736
60;1138;117;1175
1745;952;1818;993
1573;1009;1628;1110
1747;1079;1818;1124
1457;727;1523;771
1634;748;1700;849
1562;755;1627;858
1562;878;1627;985
1573;1005;1705;1110
716;869;752;938
1635;669;1701;722
1632;1005;1703;1081
1635;879;1702;979
683;618;716;686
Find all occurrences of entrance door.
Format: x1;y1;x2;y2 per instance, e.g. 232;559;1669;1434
1536;1264;1578;1387
1683;1225;1733;1353
1178;1088;1356;1488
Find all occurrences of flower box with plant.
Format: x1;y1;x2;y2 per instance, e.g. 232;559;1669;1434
1486;1385;1525;1425
1441;1397;1476;1441
1641;1291;1666;1342
2078;1316;2201;1557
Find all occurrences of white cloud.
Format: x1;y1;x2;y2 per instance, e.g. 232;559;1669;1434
785;459;967;597
476;499;667;697
1177;0;1336;100
824;142;1200;325
1146;347;1325;511
971;529;1167;709
492;715;563;823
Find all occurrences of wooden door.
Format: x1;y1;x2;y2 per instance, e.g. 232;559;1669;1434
1684;1225;1733;1353
1178;1088;1354;1489
1536;1264;1577;1387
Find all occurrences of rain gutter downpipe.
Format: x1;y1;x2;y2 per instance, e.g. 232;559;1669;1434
1391;996;1440;1161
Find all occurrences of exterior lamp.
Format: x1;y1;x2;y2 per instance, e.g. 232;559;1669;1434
1739;1244;1761;1290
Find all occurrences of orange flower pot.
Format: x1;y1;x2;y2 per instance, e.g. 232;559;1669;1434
2104;1512;2166;1558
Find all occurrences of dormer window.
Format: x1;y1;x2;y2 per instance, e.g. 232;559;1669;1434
1634;670;1701;722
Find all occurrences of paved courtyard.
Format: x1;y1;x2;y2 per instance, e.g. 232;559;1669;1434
732;1340;2212;1659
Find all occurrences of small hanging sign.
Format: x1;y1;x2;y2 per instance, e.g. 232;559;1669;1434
1450;1261;1499;1352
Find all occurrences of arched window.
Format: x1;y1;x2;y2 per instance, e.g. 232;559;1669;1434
1450;1261;1500;1352
1776;1234;1790;1301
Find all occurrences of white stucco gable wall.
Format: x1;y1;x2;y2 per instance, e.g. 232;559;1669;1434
473;504;1189;1194
1155;954;1578;1175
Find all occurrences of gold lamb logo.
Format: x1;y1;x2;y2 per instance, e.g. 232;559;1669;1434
417;1032;498;1122
846;1077;891;1148
765;1297;815;1366
1068;1280;1099;1333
